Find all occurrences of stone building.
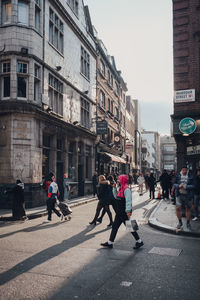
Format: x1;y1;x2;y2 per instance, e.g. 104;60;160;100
125;95;135;172
160;135;177;172
141;139;150;174
95;39;128;176
0;0;97;208
171;0;200;172
142;131;160;177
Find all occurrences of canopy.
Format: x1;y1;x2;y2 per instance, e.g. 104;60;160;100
102;152;126;164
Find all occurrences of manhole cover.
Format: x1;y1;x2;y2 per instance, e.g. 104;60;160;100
149;247;182;256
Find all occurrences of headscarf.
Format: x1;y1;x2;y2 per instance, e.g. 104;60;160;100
117;175;129;198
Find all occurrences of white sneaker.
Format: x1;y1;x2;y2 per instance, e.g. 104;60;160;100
192;217;198;221
43;219;51;223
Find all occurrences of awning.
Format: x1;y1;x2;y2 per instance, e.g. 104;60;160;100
101;152;126;164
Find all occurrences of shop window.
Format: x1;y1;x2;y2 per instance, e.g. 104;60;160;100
42;134;51;177
1;61;10;98
85;145;91;179
68;142;75;179
1;0;12;24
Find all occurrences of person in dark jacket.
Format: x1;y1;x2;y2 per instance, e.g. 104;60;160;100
92;171;98;196
89;175;113;226
192;169;200;221
148;173;156;199
169;170;176;205
173;166;194;230
5;179;27;220
96;175;117;224
158;170;171;200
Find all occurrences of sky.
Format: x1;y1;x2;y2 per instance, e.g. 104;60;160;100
84;0;174;134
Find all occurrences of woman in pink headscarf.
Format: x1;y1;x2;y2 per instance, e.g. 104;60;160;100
101;175;144;250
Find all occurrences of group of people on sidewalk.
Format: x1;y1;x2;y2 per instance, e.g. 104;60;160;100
90;173;144;250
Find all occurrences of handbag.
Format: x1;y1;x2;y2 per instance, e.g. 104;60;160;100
125;219;139;232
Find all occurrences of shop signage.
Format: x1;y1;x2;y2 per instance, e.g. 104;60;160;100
187;145;200;155
179;118;196;134
174;89;195;103
96;120;108;135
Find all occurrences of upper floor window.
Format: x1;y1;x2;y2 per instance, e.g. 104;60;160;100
34;64;40;101
115;107;119;119
49;8;64;54
18;0;29;25
17;61;28;98
48;74;63;116
81;97;90;129
2;0;12;24
100;60;105;77
81;46;90;80
100;91;105;109
1;61;11;98
67;0;79;16
35;0;41;31
108;98;111;111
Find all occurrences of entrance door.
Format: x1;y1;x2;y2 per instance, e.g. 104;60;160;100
78;164;84;196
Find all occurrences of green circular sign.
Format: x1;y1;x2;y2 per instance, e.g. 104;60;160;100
179;117;196;134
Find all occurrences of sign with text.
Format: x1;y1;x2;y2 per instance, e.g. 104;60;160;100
174;89;195;103
187;145;200;155
179;117;196;135
96;120;108;135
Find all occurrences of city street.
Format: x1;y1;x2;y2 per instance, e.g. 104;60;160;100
0;191;200;300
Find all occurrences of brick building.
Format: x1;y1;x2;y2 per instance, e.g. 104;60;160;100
0;0;97;208
171;0;200;171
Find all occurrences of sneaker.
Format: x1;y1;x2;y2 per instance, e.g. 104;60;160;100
43;219;51;223
133;241;144;249
192;217;198;221
176;222;183;229
107;222;113;227
96;218;102;223
100;242;113;249
60;215;63;221
186;223;192;230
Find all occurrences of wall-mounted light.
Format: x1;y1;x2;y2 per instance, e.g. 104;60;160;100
56;66;62;71
182;133;189;136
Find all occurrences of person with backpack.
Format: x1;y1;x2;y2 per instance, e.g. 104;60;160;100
43;174;62;223
100;174;144;250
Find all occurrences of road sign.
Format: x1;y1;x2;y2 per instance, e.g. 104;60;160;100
179;117;196;135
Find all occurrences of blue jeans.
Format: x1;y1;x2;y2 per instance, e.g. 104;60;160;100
193;195;200;217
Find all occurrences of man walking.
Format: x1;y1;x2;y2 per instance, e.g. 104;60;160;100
174;166;194;230
44;174;62;223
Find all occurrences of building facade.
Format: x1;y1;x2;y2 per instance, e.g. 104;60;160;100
125;95;135;172
141;139;150;174
172;0;200;172
160;135;177;172
133;99;142;172
95;39;128;176
142;131;160;177
0;0;97;208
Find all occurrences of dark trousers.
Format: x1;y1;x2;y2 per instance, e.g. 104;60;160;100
109;198;140;242
46;198;61;221
162;187;169;199
149;187;155;199
98;199;117;220
92;202;113;223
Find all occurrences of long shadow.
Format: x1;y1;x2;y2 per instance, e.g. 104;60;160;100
0;225;110;286
0;221;66;239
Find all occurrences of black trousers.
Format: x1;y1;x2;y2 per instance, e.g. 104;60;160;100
109;198;140;242
46;198;61;221
149;187;155;199
92;201;113;223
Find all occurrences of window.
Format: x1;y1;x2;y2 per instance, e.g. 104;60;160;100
48;74;63;115
17;62;28;98
108;98;111;111
115;107;119;119
100;60;105;76
67;0;79;16
164;146;174;152
49;8;64;54
34;64;40;101
18;0;29;25
1;61;10;98
111;101;113;113
2;0;12;24
107;70;111;83
81;46;90;80
35;0;41;31
100;91;105;109
81;98;90;129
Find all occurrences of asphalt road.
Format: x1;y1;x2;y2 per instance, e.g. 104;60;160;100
0;191;200;300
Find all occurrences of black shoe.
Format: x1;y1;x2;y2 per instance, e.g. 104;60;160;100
100;242;113;248
133;241;144;249
96;218;102;223
89;221;96;225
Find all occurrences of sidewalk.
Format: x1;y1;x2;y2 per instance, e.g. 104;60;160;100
149;199;200;237
0;195;98;221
